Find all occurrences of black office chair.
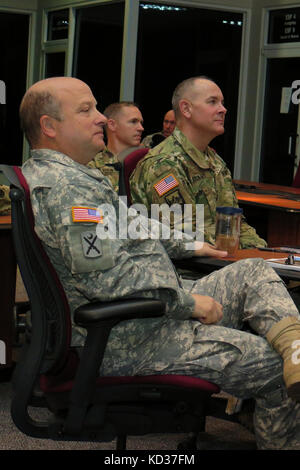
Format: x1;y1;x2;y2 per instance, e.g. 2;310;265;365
1;164;253;450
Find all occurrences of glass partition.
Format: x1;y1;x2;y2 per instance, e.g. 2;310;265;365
45;51;66;78
135;3;243;172
73;2;125;110
47;9;69;40
0;12;29;166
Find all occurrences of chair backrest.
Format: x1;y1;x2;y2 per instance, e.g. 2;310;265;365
123;148;149;203
2;165;72;376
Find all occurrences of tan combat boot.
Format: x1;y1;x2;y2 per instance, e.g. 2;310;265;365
266;316;300;401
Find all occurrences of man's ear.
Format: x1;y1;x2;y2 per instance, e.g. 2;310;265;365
106;118;116;132
40;115;57;138
179;99;192;119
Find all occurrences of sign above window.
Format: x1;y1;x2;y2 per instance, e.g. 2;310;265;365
268;8;300;44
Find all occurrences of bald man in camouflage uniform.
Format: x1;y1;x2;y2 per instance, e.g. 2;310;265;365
130;77;267;249
19;76;300;449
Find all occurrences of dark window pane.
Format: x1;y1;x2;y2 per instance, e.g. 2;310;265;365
0;12;29;166
135;3;243;173
73;2;124;110
45;52;65;78
260;58;300;185
47;9;69;40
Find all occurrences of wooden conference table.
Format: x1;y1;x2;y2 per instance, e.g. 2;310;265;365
175;248;300;282
234;180;300;247
0;215;16;370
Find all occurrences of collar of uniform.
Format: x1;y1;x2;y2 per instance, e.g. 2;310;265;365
92;147;118;166
173;128;214;170
30;148;108;182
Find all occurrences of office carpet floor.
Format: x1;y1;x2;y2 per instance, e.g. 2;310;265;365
0;378;257;451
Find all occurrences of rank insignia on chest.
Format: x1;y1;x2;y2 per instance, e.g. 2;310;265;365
153;174;179;196
81;231;102;258
72;206;103;223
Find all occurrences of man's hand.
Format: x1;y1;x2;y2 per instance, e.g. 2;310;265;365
191;294;223;324
193;241;227;258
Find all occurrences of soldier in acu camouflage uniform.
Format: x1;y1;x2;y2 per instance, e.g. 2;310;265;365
88;102;144;193
19;76;300;449
130;77;267;249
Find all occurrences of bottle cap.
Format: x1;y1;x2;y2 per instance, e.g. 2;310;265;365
216;206;243;215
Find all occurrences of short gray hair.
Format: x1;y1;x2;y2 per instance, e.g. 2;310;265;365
171;75;216;118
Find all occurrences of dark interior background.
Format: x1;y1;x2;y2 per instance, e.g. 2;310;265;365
134;3;243;172
260;57;300;185
0;12;29;166
74;3;125;111
0;3;243;174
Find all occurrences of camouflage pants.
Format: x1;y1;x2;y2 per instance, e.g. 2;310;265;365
101;258;300;448
159;258;300;449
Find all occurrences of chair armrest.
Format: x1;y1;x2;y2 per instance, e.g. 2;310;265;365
65;298;165;435
74;298;165;327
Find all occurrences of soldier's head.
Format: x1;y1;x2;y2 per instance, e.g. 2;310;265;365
162;110;176;137
20;77;107;164
172;76;227;147
103;101;144;154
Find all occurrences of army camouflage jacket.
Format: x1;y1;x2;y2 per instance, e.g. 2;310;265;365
22;149;198;375
130;128;267;249
87;147;119;192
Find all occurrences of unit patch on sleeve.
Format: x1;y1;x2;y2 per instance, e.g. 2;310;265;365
72;206;103;223
153;174;179;196
81;231;102;258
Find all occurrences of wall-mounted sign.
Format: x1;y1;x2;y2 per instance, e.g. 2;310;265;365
268;8;300;43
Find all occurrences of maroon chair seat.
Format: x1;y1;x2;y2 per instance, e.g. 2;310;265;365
123;147;149;203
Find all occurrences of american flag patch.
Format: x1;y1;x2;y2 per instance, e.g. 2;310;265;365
72;207;103;223
153;174;179;196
